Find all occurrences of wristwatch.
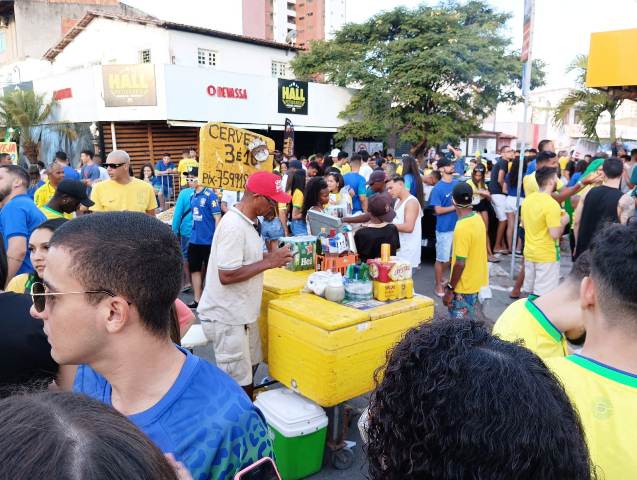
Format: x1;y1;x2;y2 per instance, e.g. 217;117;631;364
445;283;454;292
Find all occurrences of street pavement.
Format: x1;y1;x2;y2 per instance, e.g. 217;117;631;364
186;250;572;479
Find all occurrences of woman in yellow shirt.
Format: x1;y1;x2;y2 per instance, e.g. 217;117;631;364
6;218;69;294
466;164;497;262
288;170;308;236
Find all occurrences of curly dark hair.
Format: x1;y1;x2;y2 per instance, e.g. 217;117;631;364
366;319;593;480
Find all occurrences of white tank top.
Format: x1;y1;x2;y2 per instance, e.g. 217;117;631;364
393;195;423;268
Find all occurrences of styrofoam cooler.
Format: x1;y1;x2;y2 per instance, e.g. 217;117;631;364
255;388;328;480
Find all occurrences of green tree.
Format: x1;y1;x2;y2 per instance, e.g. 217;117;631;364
292;1;545;153
0;89;77;164
553;54;622;143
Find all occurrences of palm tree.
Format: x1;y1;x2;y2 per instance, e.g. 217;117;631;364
0;89;77;164
553;54;623;143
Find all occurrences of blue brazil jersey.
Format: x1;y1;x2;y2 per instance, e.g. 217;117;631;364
73;347;273;480
189;188;221;245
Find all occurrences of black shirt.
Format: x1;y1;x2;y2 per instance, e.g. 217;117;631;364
575;185;623;259
489;159;508;194
0;292;58;397
354;224;401;263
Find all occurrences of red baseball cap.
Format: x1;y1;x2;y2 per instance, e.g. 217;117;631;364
246;171;291;203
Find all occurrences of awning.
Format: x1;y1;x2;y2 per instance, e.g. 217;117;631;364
167;120;338;133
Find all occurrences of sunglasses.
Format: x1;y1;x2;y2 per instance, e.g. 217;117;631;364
30;281;127;313
103;163;127;169
258;195;277;208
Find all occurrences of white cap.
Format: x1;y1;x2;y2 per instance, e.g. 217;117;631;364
330;148;340;158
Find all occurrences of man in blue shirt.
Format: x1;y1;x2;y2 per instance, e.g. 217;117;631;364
0;165;46;283
429;157;459;296
187;168;221;308
526;139;553;175
55;151;80;181
32;211;273;480
155;153;177;211
343;154;368;213
172;174;195;291
79;149;101;196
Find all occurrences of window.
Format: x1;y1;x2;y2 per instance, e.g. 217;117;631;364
198;48;217;67
139;49;151;64
271;61;288;78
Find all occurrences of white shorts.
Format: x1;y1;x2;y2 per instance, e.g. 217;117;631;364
435;230;454;263
505;195;524;214
523;260;560;296
201;319;263;387
491;194;507;221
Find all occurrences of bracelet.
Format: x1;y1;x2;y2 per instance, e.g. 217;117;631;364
445;283;454;291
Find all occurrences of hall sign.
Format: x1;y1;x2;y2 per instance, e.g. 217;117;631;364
199;122;274;191
102;64;157;107
278;79;308;115
206;85;248;99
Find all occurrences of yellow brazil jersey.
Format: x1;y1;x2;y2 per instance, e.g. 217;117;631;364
90;178;158;213
451;213;488;294
177;158;199;186
492;295;567;359
523;174;564;196
292;189;304;210
336;164;352;175
6;273;29;294
33;182;56;208
520;191;561;263
547;355;637;478
40;206;73;220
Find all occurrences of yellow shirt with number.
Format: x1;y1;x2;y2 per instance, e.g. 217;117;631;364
451;213;488;294
177;158;199;186
492;296;567;359
547;355;637;478
336;164;351;175
90;178;158;213
33;182;56;208
521;192;561;263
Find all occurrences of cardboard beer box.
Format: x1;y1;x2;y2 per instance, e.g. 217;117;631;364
279;236;318;271
367;258;412;283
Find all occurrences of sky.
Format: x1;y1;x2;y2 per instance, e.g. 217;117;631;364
126;0;637;89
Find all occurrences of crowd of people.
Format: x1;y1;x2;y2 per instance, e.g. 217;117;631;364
0;138;636;479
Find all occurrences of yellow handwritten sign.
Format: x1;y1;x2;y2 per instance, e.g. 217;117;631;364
199;122;274;191
0;142;18;164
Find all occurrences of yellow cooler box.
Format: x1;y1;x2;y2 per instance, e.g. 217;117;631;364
259;269;312;361
268;293;434;407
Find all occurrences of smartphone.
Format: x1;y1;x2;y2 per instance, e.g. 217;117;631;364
234;457;282;480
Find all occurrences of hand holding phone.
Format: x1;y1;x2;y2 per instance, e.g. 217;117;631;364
234;457;281;480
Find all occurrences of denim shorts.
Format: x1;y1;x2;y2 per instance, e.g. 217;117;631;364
435;230;454;263
290;219;308;236
261;218;285;242
179;235;190;259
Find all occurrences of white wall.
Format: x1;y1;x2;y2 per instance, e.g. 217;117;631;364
49;17;297;79
51;18;172;74
167;29;297;76
325;0;347;39
163;64;352;129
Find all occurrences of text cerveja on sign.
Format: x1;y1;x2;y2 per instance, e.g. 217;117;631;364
198;122;274;192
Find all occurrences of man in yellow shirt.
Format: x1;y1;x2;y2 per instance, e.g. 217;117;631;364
90;150;158;215
523;151;594;202
493;250;589;360
34;161;65;208
333;150;351;174
443;182;487;320
547;222;637;478
520;167;570;295
40;179;94;219
177;148;199;186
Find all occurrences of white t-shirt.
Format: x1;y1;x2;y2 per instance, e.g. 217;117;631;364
359;163;373;182
98;166;109;182
197;207;264;326
221;190;240;210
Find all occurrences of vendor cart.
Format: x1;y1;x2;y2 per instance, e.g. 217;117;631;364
266;292;434;469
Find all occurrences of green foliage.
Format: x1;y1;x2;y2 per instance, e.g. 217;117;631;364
292;1;545;151
0;89;77;162
553;54;622;142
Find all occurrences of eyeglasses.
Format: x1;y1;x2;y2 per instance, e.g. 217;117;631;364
259;195;277;208
30;281;128;313
185;177;197;182
103;163;127;169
